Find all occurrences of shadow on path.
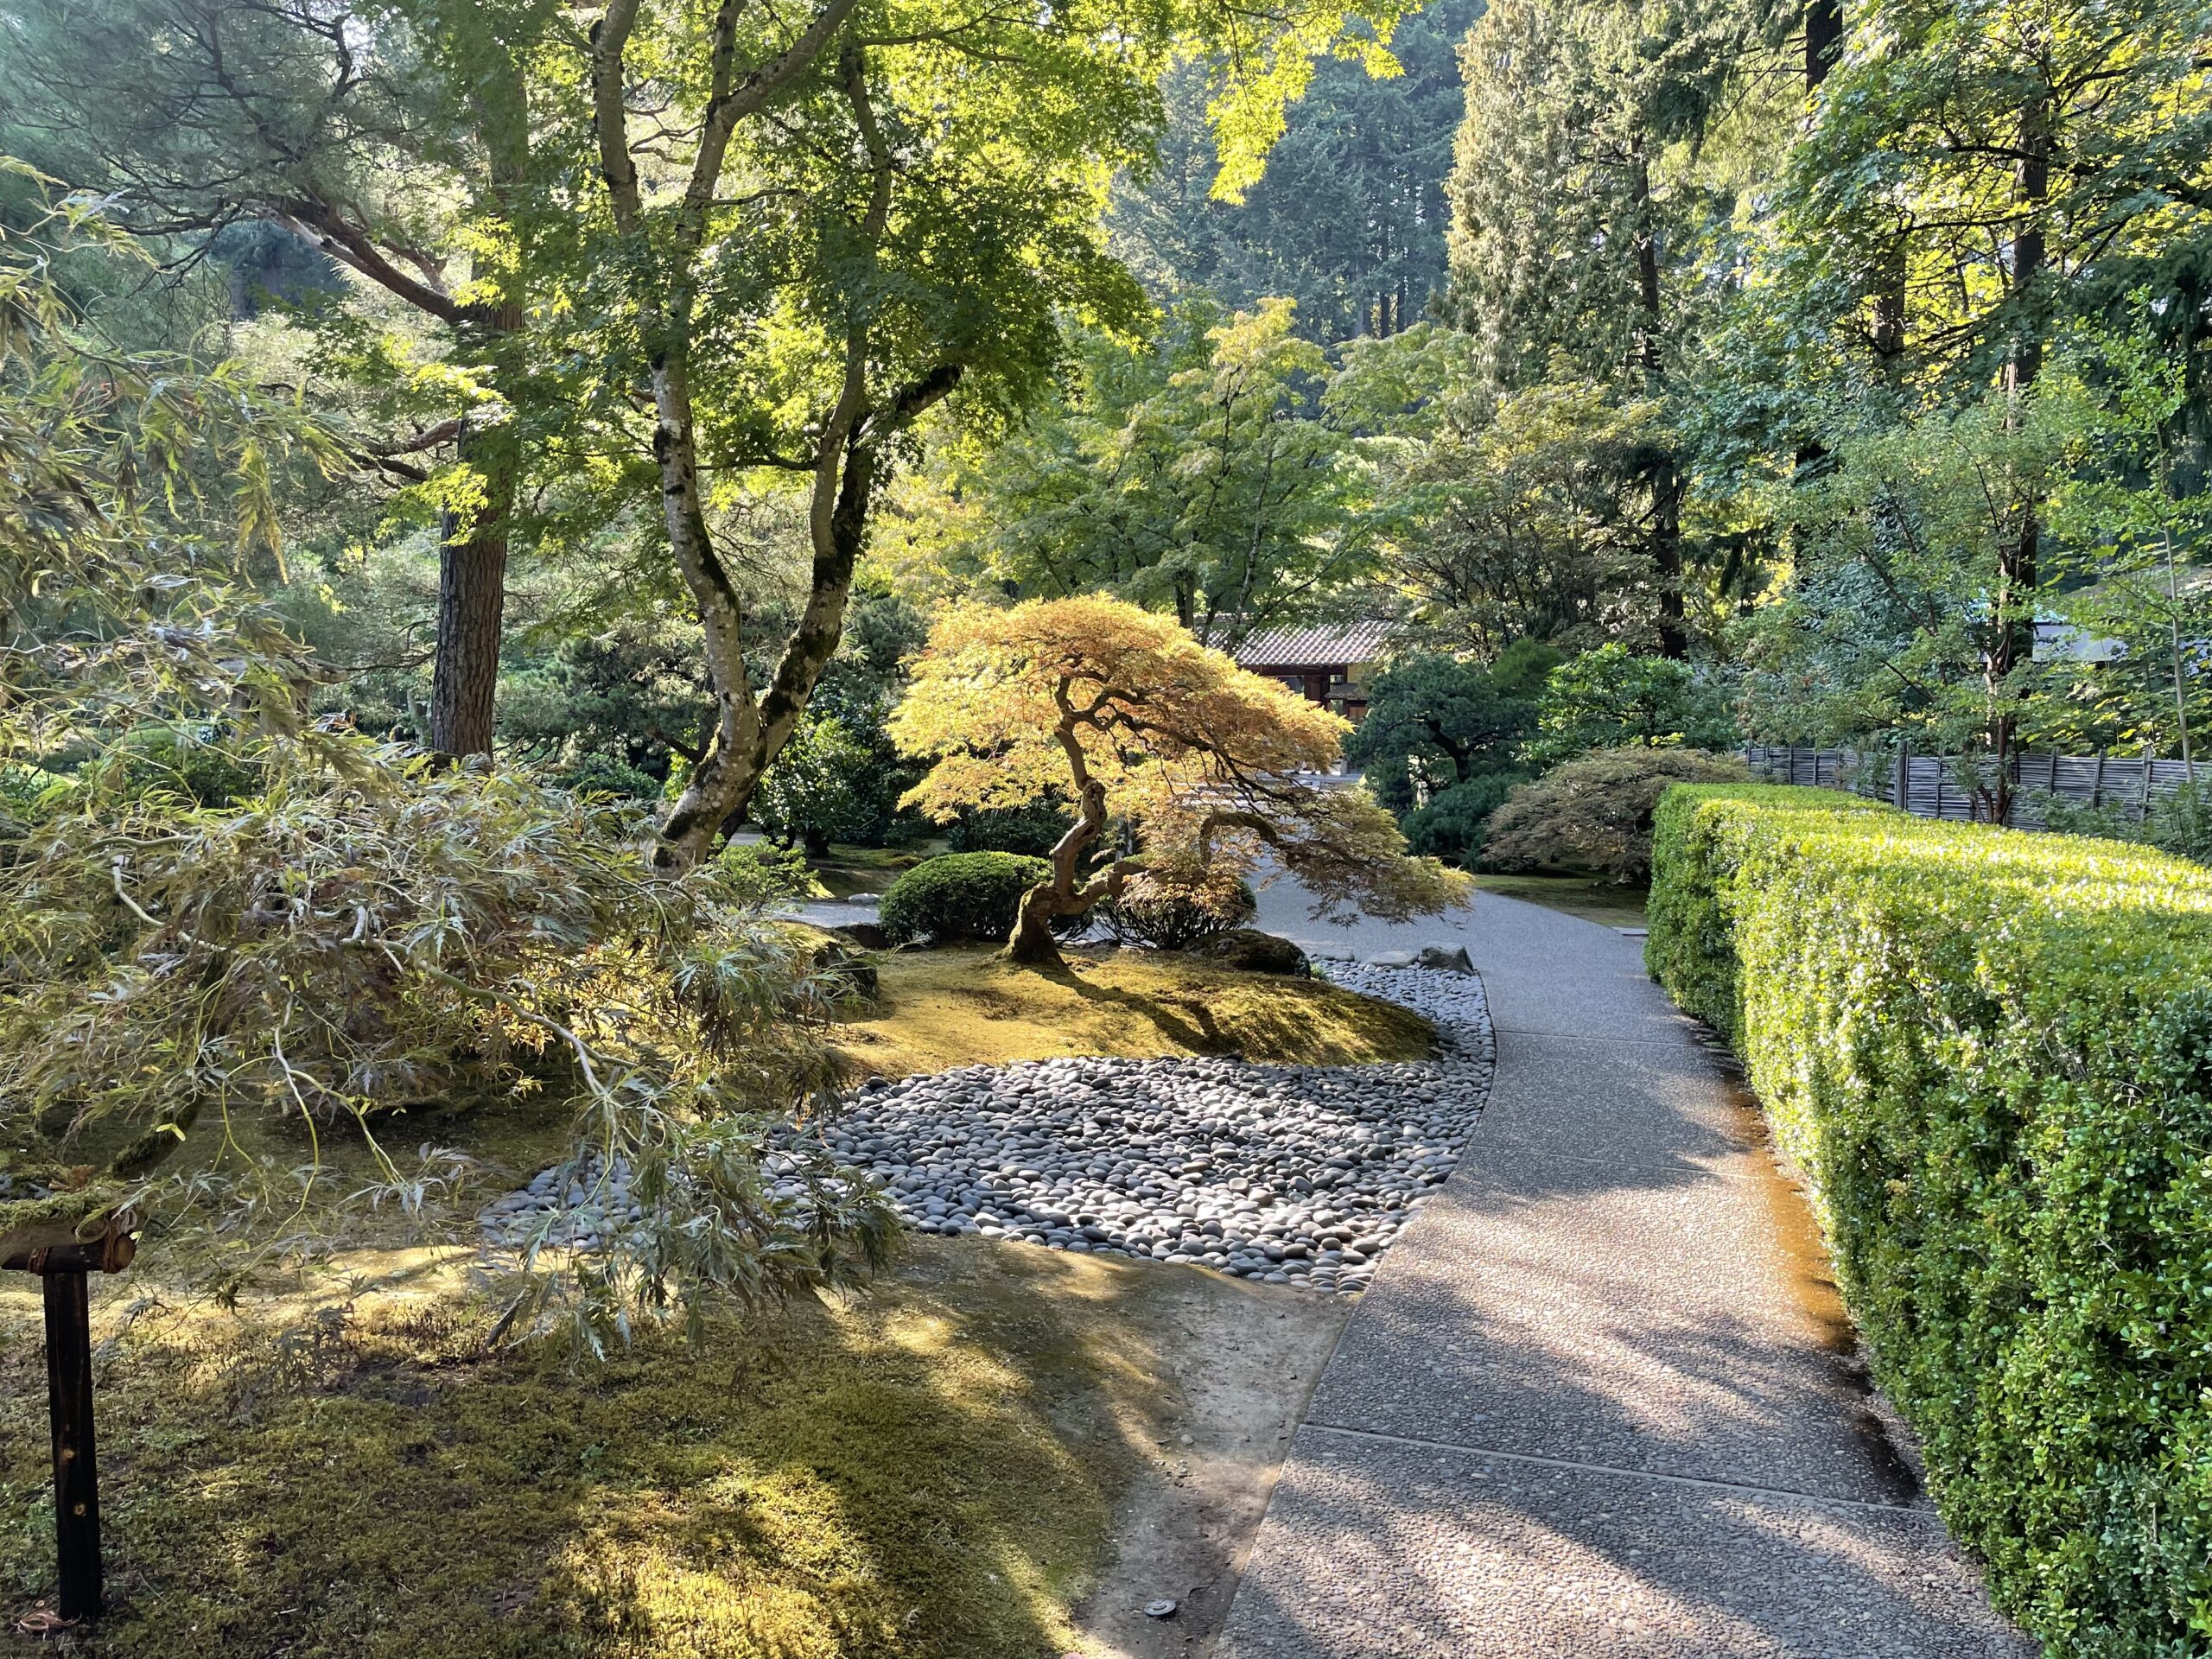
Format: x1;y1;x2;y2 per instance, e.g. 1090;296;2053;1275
1214;888;2032;1658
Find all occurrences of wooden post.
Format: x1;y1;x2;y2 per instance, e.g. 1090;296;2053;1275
1896;742;1910;810
2093;749;2107;807
5;1219;133;1628
2142;745;2156;822
42;1270;99;1623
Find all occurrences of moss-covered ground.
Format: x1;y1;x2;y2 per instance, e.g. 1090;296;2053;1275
0;1237;1230;1658
834;944;1434;1078
0;941;1414;1654
1472;872;1649;931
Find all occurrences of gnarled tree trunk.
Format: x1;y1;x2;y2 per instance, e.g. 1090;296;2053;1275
591;7;920;873
1006;695;1135;964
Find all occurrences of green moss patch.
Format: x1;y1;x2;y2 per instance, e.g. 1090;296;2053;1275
1471;872;1649;931
837;945;1434;1077
0;1238;1176;1658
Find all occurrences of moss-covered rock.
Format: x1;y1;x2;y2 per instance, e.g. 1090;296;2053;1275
1190;930;1310;976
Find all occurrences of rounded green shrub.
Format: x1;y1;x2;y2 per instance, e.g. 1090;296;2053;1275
878;852;1052;946
1402;772;1525;862
1096;879;1258;949
945;802;1072;856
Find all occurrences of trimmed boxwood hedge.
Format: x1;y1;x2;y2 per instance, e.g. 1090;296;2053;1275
878;852;1052;946
1646;784;2212;1657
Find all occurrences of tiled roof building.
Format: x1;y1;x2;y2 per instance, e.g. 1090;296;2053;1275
1230;619;1397;721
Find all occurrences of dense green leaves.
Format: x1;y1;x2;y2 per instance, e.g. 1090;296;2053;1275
878;852;1055;946
0;190;893;1342
1649;785;2212;1655
1349;652;1541;791
933;300;1373;644
1529;643;1736;764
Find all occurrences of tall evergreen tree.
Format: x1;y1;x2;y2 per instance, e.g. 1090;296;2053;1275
1446;0;1783;655
1;0;555;759
1109;0;1479;341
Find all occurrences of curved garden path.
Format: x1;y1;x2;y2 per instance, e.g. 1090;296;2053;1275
1216;886;2034;1658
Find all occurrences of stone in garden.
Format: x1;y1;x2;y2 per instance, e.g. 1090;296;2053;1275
1415;943;1475;973
485;961;1494;1300
1193;929;1312;976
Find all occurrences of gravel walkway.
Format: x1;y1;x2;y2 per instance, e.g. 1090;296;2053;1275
1211;885;2034;1659
483;960;1495;1298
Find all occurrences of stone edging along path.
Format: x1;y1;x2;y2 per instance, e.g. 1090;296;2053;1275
483;959;1497;1296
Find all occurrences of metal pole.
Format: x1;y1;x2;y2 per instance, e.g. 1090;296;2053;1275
42;1268;100;1623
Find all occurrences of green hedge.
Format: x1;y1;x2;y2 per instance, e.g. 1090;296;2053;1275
1646;785;2212;1656
878;852;1052;946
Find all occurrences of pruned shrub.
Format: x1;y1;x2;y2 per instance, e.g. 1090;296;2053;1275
1483;747;1750;883
878;852;1052;946
1402;772;1526;862
1646;784;2212;1655
1096;878;1258;949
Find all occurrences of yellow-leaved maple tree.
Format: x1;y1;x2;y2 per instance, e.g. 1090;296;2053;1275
890;596;1471;963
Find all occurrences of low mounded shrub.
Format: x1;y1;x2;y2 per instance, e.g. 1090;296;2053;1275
878;852;1052;946
1096;879;1258;949
1482;747;1750;883
1192;928;1310;976
1646;784;2212;1656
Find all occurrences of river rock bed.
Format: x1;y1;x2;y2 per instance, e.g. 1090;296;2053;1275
484;962;1493;1295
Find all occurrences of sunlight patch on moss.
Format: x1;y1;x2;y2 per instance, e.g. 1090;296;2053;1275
0;1239;1172;1659
836;944;1433;1078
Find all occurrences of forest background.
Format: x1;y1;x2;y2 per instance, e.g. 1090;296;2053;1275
9;0;2205;849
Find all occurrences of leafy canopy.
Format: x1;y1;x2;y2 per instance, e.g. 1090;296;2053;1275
0;194;890;1342
933;300;1372;647
1532;644;1737;766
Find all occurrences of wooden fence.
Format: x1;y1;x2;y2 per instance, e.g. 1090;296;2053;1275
1742;744;2203;829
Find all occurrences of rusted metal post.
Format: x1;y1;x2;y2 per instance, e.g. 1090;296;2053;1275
42;1269;99;1623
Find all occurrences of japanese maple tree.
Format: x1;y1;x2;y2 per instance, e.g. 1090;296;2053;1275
890;597;1470;963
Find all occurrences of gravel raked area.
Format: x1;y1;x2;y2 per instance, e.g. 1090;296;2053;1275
483;962;1494;1296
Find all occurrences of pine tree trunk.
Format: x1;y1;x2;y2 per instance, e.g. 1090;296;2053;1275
1803;0;1843;91
1871;241;1907;372
426;412;518;759
1629;154;1688;660
1651;454;1688;660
